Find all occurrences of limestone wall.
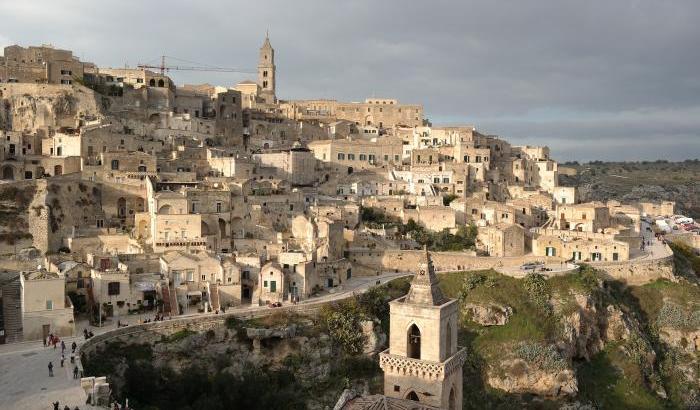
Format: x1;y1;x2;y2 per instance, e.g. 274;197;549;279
346;249;557;273
592;254;675;285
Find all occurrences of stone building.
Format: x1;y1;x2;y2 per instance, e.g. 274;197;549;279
378;249;466;408
477;223;526;257
19;270;75;341
257;35;276;104
0;44;93;84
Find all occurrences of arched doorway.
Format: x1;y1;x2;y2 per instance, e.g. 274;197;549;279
406;391;419;402
54;165;63;176
218;218;227;238
347;167;353;175
158;79;165;87
448;387;456;410
158;204;172;214
149;79;156;86
407;324;421;359
201;221;211;236
1;165;14;180
117;197;127;218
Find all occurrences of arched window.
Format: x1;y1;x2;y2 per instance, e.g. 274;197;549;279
445;321;453;357
158;79;165;87
407;324;421;359
149;79;155;86
406;391;419;402
448;387;456;410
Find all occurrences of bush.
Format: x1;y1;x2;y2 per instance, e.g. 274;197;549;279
322;300;367;355
514;342;566;371
523;272;552;315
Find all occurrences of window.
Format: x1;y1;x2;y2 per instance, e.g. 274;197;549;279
359;154;367;161
264;280;268;287
443;177;449;183
394;385;400;392
46;300;53;310
111;160;119;170
337;153;345;160
384;155;389;161
216;202;222;213
107;282;120;296
202;275;206;281
270;281;277;292
434;177;440;183
347;153;355;160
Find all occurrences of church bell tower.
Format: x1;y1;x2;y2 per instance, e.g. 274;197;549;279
379;248;466;409
257;32;276;104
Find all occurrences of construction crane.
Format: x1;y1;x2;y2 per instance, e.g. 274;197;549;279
136;55;255;75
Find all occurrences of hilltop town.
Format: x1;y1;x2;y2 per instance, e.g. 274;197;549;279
0;38;699;409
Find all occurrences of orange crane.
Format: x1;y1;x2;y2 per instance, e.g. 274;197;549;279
136;55;255;75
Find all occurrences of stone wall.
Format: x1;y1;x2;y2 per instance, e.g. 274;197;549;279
347;249;558;273
592;254;675;285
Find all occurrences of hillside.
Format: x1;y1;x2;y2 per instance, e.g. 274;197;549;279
82;263;700;409
559;160;700;218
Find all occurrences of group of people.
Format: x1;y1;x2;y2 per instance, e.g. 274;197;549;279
47;338;81;380
82;328;94;340
52;402;80;410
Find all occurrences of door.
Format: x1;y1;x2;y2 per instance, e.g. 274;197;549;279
42;324;50;340
327;278;333;287
270;280;276;293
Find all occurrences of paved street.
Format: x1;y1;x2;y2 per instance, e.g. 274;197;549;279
0;270;410;410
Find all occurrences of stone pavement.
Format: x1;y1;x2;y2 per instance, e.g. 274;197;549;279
0;270;410;410
0;338;97;410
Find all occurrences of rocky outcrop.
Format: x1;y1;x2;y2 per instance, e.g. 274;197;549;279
360;320;386;354
659;327;700;352
463;303;513;326
487;358;577;397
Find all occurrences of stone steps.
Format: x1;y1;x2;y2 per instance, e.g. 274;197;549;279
2;278;23;343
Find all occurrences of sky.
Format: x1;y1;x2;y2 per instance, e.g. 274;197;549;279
1;0;699;162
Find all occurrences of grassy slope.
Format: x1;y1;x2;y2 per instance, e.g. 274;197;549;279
437;269;682;409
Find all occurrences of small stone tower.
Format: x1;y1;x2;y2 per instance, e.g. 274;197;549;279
257;33;276;104
379;248;466;409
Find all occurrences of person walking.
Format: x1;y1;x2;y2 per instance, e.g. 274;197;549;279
60;354;65;368
71;341;77;353
43;336;47;348
61;340;66;353
73;365;80;379
70;352;75;364
53;401;59;410
48;361;54;377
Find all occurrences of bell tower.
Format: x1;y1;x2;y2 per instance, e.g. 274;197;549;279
257;32;276;103
379;248;466;409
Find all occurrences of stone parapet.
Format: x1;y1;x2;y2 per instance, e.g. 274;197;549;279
379;347;467;380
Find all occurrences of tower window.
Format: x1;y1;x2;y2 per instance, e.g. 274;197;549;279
263;70;268;78
407;324;421;359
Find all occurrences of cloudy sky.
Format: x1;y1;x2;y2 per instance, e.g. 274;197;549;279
1;0;699;161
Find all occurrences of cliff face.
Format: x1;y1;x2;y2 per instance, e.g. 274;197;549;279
0;83;103;132
451;266;700;409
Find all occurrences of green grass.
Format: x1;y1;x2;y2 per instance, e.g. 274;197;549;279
439;270;556;360
631;279;700;323
577;345;664;410
163;328;196;343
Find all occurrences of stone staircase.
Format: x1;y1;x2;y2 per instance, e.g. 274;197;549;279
1;278;23;343
209;283;220;311
161;281;179;316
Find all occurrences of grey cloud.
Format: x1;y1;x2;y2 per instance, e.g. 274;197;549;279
1;0;699;160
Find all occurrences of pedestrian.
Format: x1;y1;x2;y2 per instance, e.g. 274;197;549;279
71;341;77;353
53;401;59;410
73;365;80;379
48;361;54;377
70;352;75;364
64;405;70;410
60;354;65;367
61;340;66;353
